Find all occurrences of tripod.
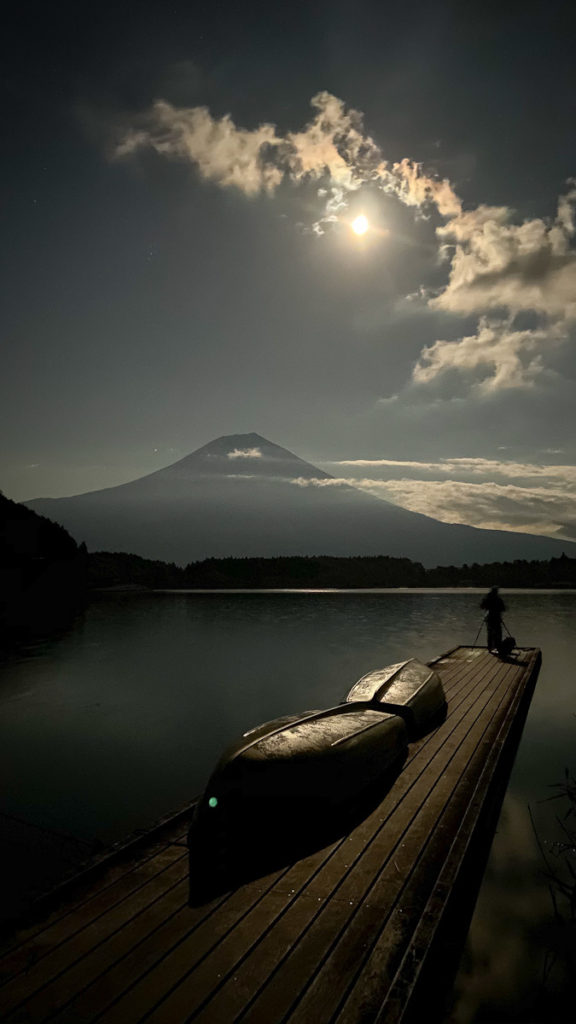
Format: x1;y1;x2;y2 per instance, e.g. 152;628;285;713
473;615;515;650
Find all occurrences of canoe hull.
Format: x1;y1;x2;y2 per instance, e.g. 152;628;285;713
192;705;407;825
188;705;407;899
344;659;447;737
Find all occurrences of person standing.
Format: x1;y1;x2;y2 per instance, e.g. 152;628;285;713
480;586;506;653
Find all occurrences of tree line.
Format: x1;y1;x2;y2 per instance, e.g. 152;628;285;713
87;549;576;590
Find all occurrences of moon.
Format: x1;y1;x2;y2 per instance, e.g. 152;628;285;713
351;214;369;235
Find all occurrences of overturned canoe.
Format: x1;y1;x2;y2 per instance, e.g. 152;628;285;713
194;704;407;824
344;658;447;737
188;704;407;896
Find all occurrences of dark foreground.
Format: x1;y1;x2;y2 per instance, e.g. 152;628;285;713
0;647;541;1023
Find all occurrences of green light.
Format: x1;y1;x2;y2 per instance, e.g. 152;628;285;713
208;797;218;808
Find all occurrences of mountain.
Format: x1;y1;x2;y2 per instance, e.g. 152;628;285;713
25;433;576;567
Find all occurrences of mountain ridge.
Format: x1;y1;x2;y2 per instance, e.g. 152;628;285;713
25;433;576;567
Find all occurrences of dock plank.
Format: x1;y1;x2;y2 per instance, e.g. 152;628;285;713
48;890;235;1024
0;853;188;1019
0;838;187;986
91;867;298;1024
229;658;521;1023
0;647;540;1024
0;825;188;972
284;677;517;1023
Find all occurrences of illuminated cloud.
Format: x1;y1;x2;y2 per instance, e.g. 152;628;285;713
412;318;565;393
116;92;462;231
116;101;285;195
432;186;576;319
373;477;576;540
406;184;576;395
288;471;576;541
390;157;461;218
226;447;263;459
218;457;576;540
117;92;576;394
287;92;378;190
324;456;576;485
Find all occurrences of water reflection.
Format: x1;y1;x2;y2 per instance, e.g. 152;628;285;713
446;790;575;1023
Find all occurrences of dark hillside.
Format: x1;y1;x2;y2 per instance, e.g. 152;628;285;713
0;493;86;639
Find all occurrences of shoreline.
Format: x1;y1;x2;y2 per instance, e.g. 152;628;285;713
93;586;576;595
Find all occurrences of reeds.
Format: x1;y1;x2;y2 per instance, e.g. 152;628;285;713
530;768;576;986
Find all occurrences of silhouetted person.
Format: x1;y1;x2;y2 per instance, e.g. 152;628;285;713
480;586;505;652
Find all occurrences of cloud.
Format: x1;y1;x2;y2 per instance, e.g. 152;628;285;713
313;457;576;540
408;185;576;396
324;456;576;484
374;477;576;540
411;317;565;393
115;92;461;231
390;157;461;218
432;186;576;319
290;475;359;488
226;447;263;459
116;91;576;394
116;101;285;195
291;473;576;541
220;458;576;540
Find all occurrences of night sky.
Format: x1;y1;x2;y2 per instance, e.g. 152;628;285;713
4;1;576;542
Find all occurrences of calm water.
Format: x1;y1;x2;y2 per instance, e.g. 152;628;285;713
1;589;575;1020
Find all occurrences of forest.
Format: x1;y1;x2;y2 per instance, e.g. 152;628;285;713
87;549;576;590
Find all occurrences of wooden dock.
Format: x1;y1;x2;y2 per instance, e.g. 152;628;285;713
0;646;541;1023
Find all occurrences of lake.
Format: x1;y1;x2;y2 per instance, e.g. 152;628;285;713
1;589;575;1021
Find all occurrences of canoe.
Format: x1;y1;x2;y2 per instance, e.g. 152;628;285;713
188;704;407;895
193;704;407;826
344;658;446;737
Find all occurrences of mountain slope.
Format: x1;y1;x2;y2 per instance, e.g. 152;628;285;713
25;433;576;567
